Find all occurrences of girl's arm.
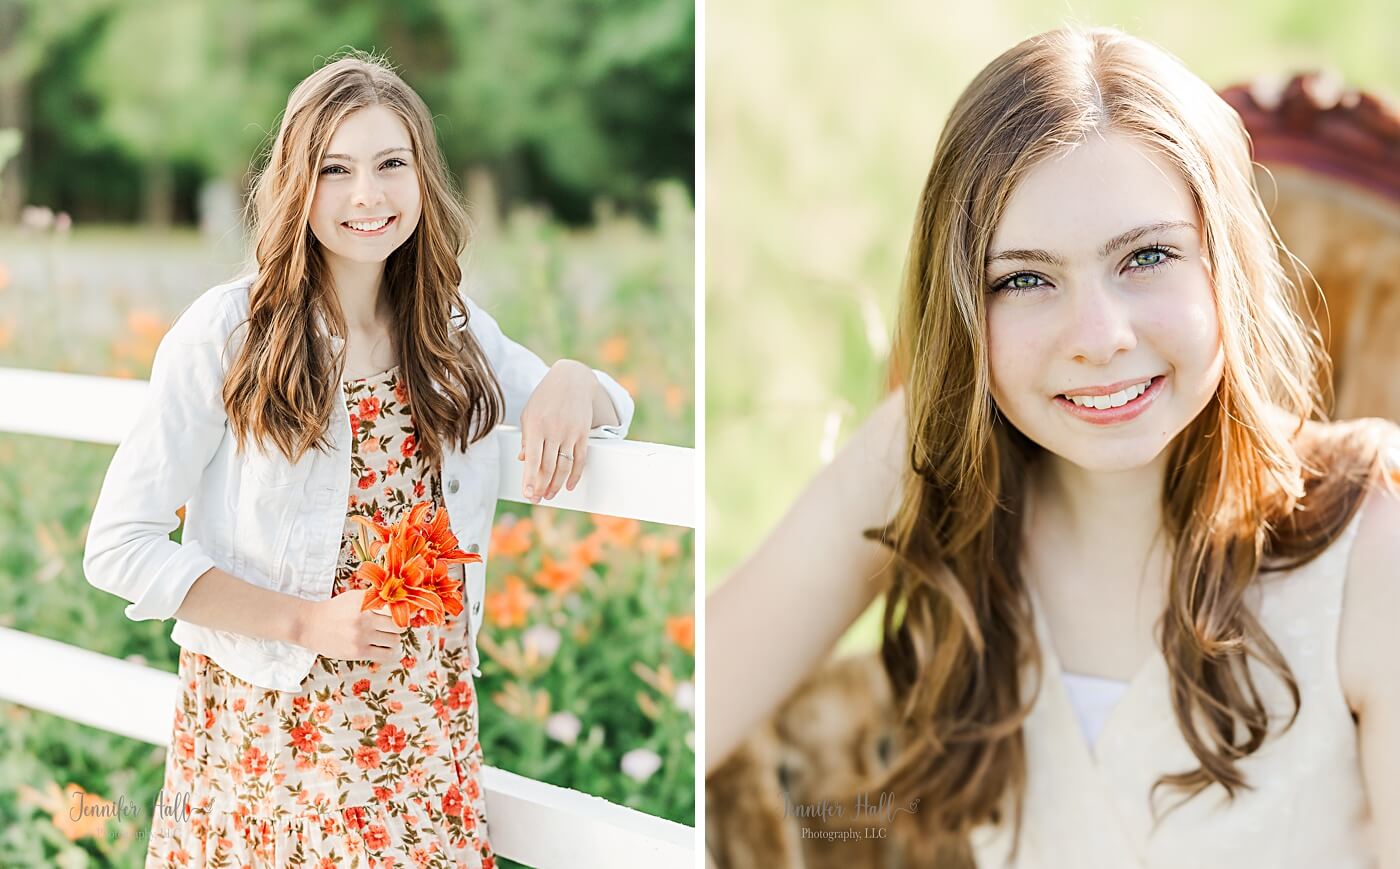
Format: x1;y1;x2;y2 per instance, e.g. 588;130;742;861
460;293;634;437
705;387;907;775
460;292;635;502
1341;446;1400;869
81;292;316;644
83;293;229;623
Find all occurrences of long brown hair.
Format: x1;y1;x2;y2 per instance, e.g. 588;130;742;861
223;50;502;473
863;25;1398;854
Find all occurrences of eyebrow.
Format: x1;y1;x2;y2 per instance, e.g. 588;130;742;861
321;147;414;161
986;220;1197;268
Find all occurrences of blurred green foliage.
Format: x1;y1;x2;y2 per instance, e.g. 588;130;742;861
6;0;692;224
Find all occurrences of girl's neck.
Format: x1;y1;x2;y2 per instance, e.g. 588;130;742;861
323;252;390;332
1028;450;1170;574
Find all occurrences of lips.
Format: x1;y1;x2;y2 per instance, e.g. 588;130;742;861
341;215;396;236
1053;374;1166;425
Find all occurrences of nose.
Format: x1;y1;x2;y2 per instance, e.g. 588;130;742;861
1060;278;1136;366
350;172;385;209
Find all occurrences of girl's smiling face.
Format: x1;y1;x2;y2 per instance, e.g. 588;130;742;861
309;104;422;265
984;131;1224;472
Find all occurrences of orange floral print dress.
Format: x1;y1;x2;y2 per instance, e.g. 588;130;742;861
146;365;496;869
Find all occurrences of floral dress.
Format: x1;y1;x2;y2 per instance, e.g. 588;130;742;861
146;364;496;868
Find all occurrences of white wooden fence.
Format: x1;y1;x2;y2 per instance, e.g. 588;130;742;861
0;366;696;869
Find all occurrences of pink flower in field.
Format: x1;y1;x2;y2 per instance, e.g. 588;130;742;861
545;712;581;745
621;748;662;783
523;624;561;660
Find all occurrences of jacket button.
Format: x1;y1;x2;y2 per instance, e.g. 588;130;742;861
447;478;460;494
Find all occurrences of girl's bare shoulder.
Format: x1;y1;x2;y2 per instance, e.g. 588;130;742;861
1333;416;1400;715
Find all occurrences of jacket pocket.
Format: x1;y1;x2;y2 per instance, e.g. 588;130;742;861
232;465;299;593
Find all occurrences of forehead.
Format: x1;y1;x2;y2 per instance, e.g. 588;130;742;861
990;132;1196;258
325;104;412;153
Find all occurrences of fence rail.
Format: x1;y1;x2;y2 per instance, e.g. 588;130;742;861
0;366;696;869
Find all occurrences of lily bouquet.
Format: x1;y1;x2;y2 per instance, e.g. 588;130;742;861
349;502;482;628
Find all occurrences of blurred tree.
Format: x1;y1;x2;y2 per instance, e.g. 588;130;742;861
426;0;694;221
0;0;112;223
11;0;694;227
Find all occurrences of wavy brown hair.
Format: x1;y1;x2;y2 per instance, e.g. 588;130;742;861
861;25;1399;856
223;50;502;473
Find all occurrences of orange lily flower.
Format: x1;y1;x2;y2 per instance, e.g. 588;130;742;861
666;614;695;654
486;575;536;628
419;502;482;568
534;556;584;596
356;533;443;628
351;501;479;628
422;560;465;623
491;517;533;557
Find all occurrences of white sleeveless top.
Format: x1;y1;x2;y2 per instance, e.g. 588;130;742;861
970;502;1375;868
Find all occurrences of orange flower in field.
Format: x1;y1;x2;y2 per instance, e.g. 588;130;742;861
599;335;629;365
491;518;533;558
591;514;640;548
640;535;681;560
486;575;535;628
571;532;605;568
664;384;686;415
666;614;694;654
26;783;113;841
534;556;583;596
116;309;166;369
126;309;166;340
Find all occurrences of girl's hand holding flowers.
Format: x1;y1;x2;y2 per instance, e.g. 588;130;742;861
518;359;610;504
297;502;481;663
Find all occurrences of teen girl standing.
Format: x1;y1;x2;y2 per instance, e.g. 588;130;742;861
708;26;1399;868
84;53;633;867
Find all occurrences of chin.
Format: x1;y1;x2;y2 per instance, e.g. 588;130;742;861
1044;436;1171;474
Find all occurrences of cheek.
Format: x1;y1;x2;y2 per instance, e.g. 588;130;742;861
309;184;338;228
1143;271;1222;371
986;305;1049;406
392;176;423;212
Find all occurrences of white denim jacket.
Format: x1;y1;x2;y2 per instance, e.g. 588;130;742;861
82;274;633;692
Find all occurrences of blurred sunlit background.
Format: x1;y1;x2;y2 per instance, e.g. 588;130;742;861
0;0;694;865
705;0;1399;639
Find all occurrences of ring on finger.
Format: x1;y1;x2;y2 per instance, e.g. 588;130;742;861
558;451;574;461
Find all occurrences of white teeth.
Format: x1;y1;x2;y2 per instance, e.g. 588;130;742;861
345;217;390;232
1065;379;1152;409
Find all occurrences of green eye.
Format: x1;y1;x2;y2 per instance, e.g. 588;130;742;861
1132;249;1166;268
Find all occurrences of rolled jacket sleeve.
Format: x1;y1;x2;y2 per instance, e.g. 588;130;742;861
587;368;633;440
461;293;635;440
82;299;227;622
